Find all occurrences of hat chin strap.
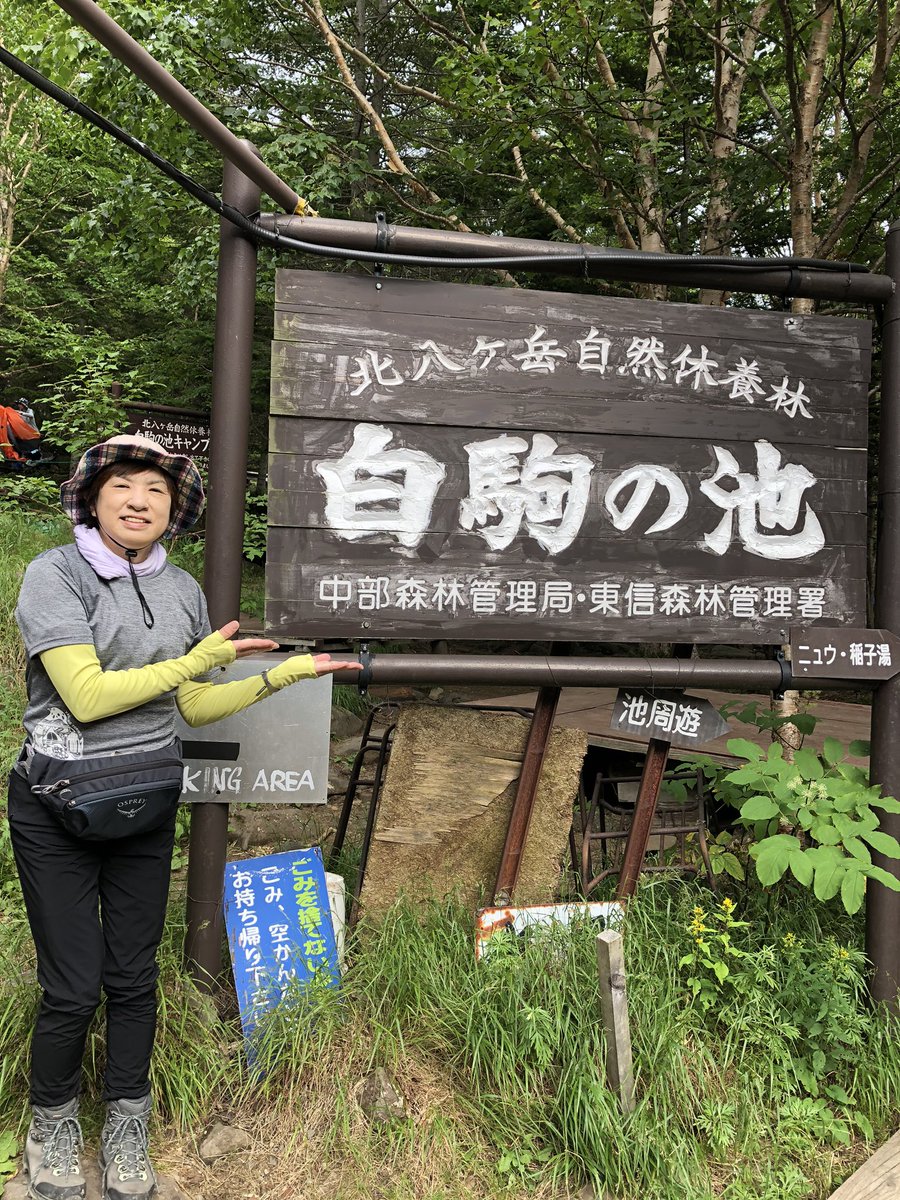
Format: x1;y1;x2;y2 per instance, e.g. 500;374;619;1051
96;518;156;629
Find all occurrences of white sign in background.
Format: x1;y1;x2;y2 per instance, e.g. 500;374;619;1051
175;653;333;804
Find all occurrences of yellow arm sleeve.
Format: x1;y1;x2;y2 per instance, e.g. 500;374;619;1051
175;654;317;727
40;633;238;724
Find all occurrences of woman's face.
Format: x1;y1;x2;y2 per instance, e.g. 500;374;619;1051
92;468;173;558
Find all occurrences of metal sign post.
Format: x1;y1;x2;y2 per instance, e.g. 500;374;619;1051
184;150;260;990
869;221;900;1008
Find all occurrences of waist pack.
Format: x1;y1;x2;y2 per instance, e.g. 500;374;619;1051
28;740;183;840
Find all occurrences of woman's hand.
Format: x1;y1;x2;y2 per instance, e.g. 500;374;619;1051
216;623;364;673
313;654;363;676
216;620;279;658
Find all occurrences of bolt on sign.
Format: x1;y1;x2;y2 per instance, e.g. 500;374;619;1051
267;271;871;643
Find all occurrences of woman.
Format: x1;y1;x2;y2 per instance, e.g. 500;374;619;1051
9;434;360;1200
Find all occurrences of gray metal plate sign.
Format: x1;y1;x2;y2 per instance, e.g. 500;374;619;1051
790;627;900;681
174;654;332;803
610;688;731;748
268;271;870;643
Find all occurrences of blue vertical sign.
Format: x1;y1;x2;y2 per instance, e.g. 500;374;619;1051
223;847;340;1050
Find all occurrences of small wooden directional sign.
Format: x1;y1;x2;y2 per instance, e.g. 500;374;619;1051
790;628;900;681
610;688;731;750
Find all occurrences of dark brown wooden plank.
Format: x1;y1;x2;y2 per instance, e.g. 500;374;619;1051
274;271;872;357
264;526;867;644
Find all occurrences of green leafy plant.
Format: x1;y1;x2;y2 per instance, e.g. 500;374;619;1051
0;1129;17;1187
0;473;60;515
679;896;757;1009
719;731;900;913
242;492;267;563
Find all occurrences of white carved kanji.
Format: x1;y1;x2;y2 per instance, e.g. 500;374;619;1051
719;358;765;403
619;336;667;380
605;465;689;535
764;377;813;420
349;349;404;396
659;584;692;616
700;440;825;560
671;344;719;390
513;326;567;372
433;578;467;614
576;327;612;373
460;433;593;554
315;423;446;549
410;340;465;382
507;580;538;613
589;582;621;615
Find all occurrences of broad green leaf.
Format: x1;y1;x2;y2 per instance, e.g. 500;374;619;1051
823;737;845;765
755;835;798;885
724;766;763;785
869;793;900;813
810;820;841;846
713;960;729;982
860;830;900;859
740;795;779;821
813;857;846;902
727;738;762;762
794;748;824;780
863;865;900;892
844;836;872;864
791;714;817;734
848;739;870;757
840;867;865;915
789;851;814;886
721;854;745;881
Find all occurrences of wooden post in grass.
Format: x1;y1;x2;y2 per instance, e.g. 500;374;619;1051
596;930;635;1114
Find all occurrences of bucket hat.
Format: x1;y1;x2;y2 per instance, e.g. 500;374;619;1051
60;434;205;538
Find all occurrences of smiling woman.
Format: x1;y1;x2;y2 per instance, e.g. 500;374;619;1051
7;432;360;1200
85;462;177;560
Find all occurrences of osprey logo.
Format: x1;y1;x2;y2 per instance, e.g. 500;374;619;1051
117;797;148;818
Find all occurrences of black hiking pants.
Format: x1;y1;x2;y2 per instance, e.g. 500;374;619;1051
7;770;176;1106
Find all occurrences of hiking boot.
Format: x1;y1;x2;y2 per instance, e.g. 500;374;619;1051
24;1099;86;1200
100;1096;157;1200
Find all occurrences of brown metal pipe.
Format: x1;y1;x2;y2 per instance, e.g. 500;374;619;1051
184;151;260;990
494;685;561;904
51;0;300;213
616;738;671;899
363;654;808;690
259;214;894;301
868;219;900;1011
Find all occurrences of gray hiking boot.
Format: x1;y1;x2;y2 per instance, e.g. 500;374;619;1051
23;1099;86;1200
100;1096;157;1200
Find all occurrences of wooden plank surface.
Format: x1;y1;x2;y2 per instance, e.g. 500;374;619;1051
828;1129;900;1199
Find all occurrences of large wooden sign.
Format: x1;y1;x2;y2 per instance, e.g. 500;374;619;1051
267;270;870;643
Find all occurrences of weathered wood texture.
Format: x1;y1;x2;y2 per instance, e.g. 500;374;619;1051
827;1128;900;1198
267;270;871;643
596;930;636;1114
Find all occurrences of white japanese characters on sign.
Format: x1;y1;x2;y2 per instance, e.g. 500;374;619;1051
345;329;819;422
314;423;823;563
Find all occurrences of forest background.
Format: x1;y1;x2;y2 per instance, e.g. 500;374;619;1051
2;0;900;454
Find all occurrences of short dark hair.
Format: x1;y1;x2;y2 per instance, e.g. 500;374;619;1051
82;460;177;529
